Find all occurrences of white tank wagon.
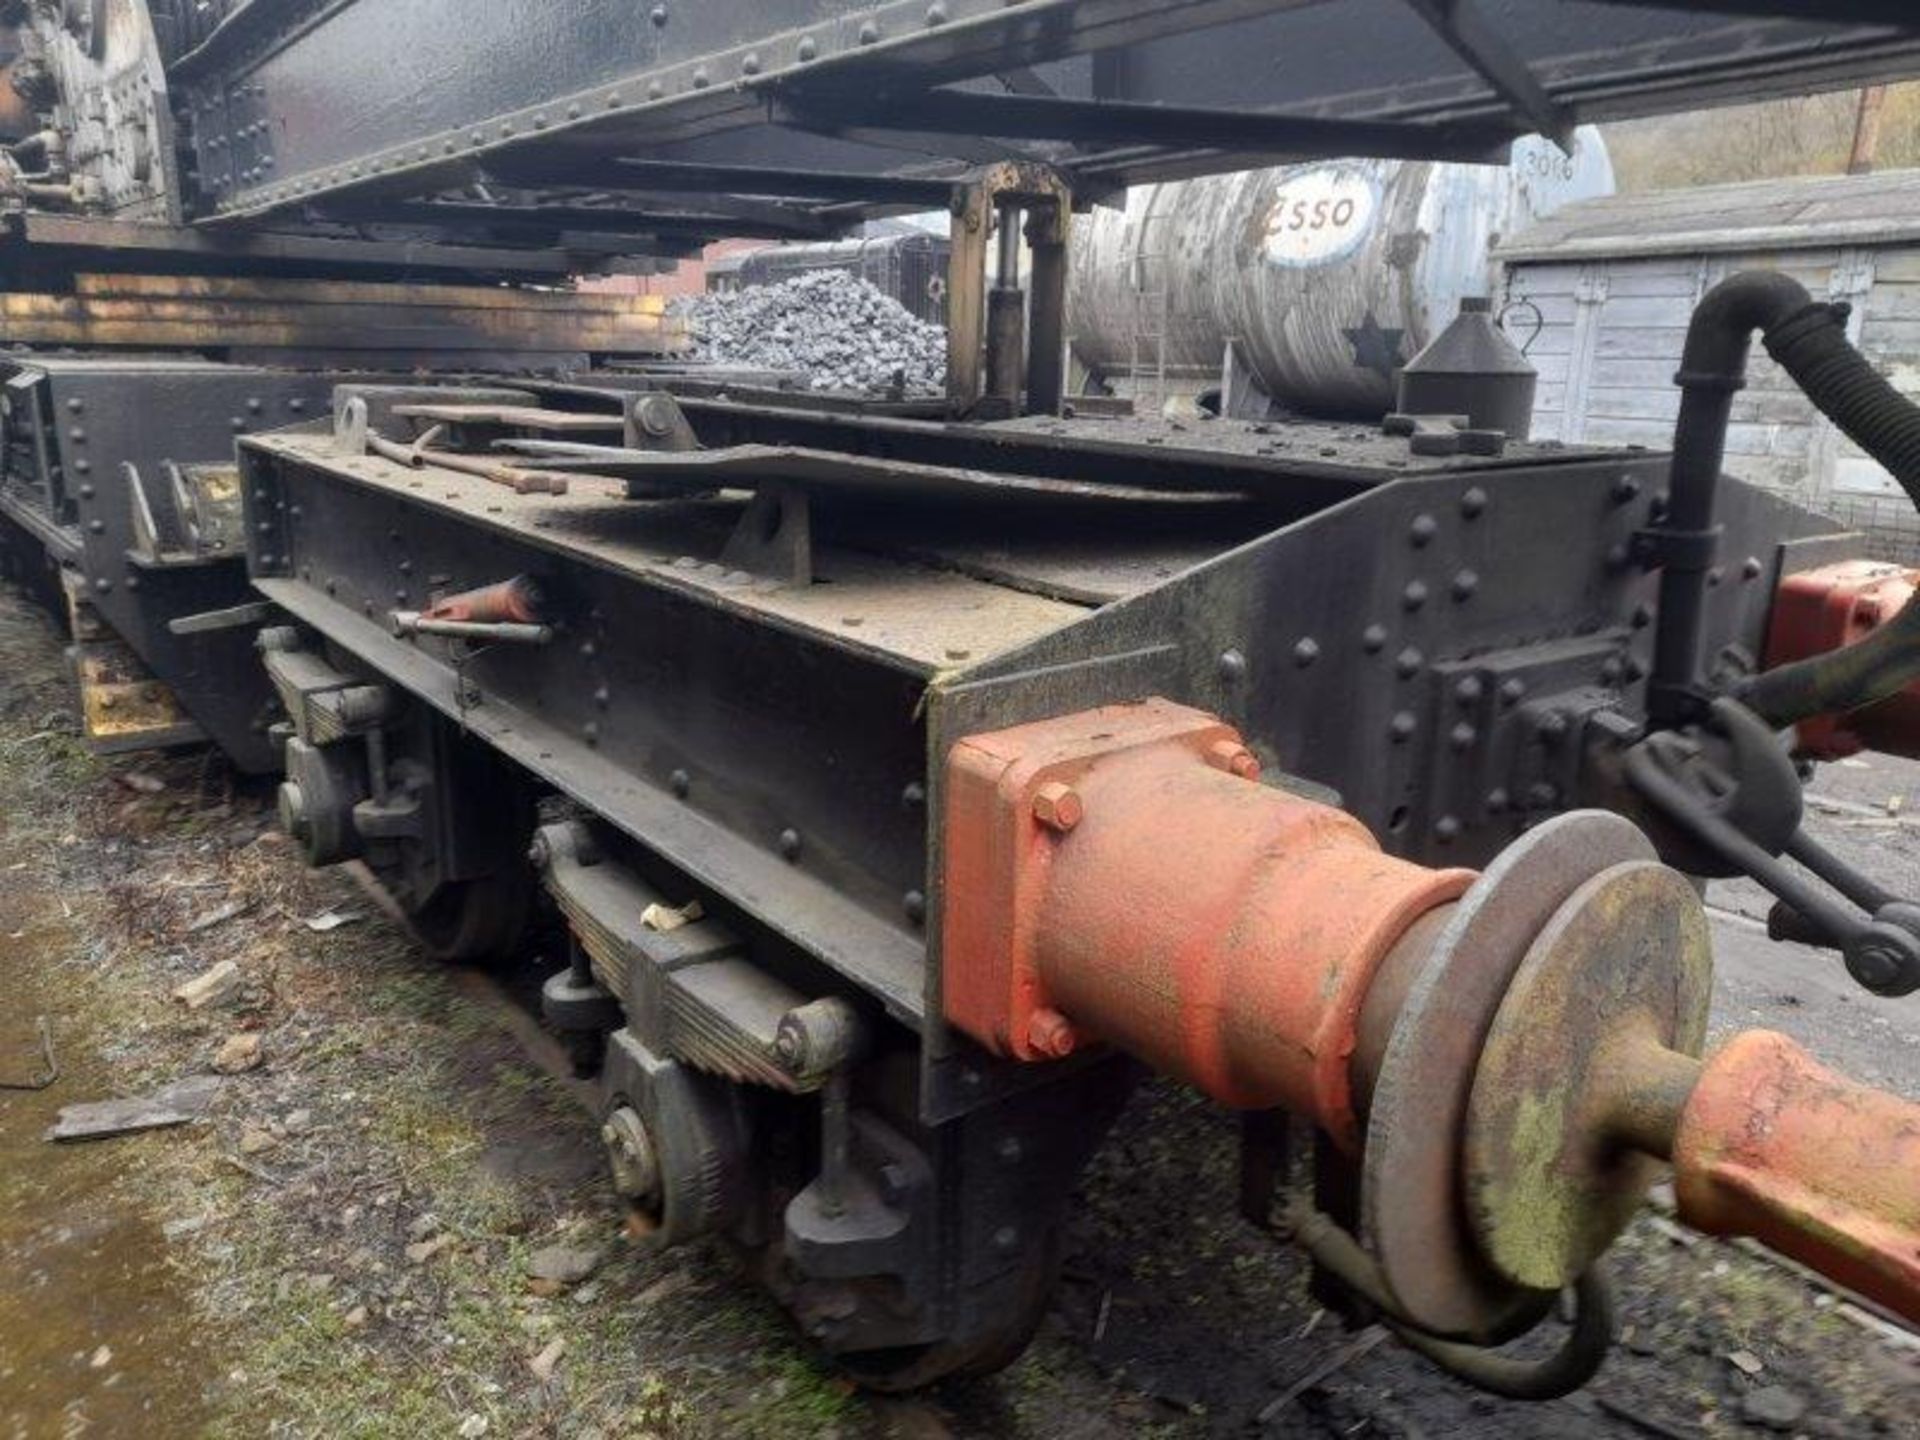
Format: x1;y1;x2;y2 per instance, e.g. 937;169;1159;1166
1067;130;1613;415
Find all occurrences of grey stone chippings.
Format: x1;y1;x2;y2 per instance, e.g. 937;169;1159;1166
675;269;946;396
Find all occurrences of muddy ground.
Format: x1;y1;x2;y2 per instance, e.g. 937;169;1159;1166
2;581;1918;1439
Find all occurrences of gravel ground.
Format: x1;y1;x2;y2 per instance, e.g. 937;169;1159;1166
676;271;947;396
2;581;1919;1438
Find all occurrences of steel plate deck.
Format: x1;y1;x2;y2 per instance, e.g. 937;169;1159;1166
248;430;1093;676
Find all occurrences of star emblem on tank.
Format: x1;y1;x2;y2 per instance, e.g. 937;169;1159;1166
1344;311;1406;381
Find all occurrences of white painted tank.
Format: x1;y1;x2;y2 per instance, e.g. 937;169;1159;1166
1067;129;1614;416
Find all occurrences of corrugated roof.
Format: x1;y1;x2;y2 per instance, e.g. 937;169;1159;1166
1498;167;1920;263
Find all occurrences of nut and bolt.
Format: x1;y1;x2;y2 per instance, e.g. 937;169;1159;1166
1031;781;1083;832
1026;1007;1077;1058
1206;740;1261;780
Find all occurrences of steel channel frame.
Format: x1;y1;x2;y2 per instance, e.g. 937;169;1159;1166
0;360;341;771
237;410;1844;1120
241;429;945;1024
172;0;1920;239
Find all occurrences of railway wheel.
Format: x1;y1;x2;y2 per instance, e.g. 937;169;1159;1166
835;1228;1062;1392
402;866;533;965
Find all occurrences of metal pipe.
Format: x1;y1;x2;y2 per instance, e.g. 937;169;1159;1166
1650;271;1812;723
366;432;571;495
389;611;553;644
995;204;1021;288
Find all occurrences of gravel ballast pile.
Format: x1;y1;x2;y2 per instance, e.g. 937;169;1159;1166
679;269;946;395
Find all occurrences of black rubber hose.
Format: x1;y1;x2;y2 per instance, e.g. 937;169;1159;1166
1741;593;1920;732
1286;1203;1614;1402
1765;301;1920;501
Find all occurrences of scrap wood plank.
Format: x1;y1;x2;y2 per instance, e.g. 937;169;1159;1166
45;1075;220;1142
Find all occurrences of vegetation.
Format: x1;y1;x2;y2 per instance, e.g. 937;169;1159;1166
1606;82;1920;192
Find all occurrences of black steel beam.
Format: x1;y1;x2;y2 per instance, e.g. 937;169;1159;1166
311;201;817;242
1581;0;1920;24
501;157;962;208
1399;0;1574;148
513;187;841;239
778;89;1518;164
2;212;592;281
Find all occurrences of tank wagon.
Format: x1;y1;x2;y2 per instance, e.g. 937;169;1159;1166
1066;128;1613;414
7;0;1920;1398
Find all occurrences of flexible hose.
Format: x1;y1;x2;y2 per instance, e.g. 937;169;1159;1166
1286;1202;1614;1401
1765;302;1920;500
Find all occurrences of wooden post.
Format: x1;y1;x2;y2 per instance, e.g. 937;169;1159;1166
945;183;992;415
1850;85;1888;176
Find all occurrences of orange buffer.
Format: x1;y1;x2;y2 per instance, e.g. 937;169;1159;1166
941;698;1470;1150
1674;1029;1920;1321
1462;857;1920;1326
1764;558;1920;759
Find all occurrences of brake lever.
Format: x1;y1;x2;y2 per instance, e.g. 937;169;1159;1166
1623;698;1920;997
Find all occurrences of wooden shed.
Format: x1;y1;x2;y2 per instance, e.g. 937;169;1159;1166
1497;169;1920;558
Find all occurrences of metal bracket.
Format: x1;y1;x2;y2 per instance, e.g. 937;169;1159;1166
720;480;812;587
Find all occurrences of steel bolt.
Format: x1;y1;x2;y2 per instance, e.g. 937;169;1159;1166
1025;1008;1076;1059
779;827;803;860
1451;569;1479;602
1408;513;1438;548
635;393;677;436
1402;579;1429;611
879;1162;913;1201
1389;711;1416;742
903;890;926;925
1361;624;1387;654
1460;487;1488;519
1031;782;1083;832
1434;815;1461;842
797;36;817;61
1449;722;1477;752
1217;648;1248;682
669;769;691;798
1742;556;1763;581
1291;637;1320;668
1395;646;1424;679
1207;740;1261;780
